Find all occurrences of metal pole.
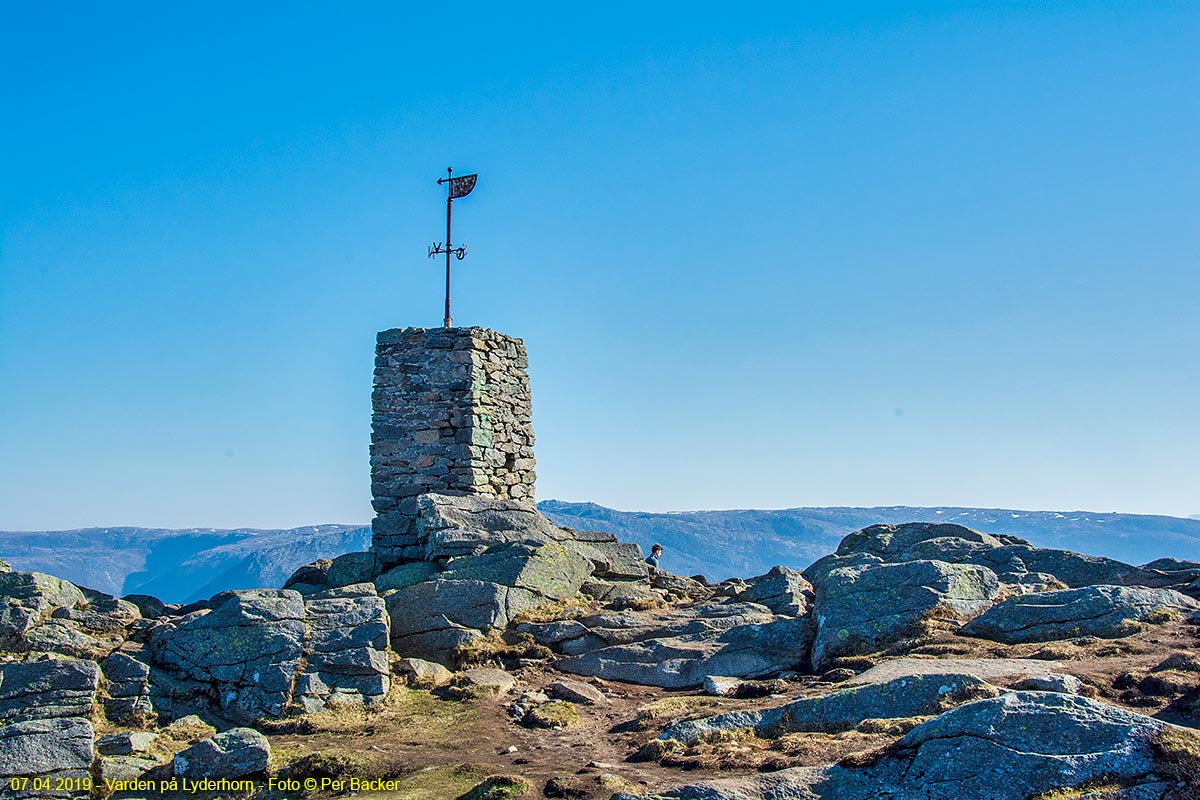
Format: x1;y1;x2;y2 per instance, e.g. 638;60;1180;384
444;167;453;328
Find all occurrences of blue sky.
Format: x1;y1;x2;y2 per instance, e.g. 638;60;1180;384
1;2;1197;529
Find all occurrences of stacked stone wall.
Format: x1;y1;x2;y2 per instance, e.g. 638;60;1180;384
370;327;535;566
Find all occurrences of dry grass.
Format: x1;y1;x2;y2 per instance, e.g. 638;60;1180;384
453;632;551;669
1029;781;1130;800
856;716;928;736
270;685;476;746
456;773;531;800
510;596;595;625
385;764;496;800
654;728;897;772
520;701;583;730
1150;726;1200;800
610;596;668;612
1145;608;1183;625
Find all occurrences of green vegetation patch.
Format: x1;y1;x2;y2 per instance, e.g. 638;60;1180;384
521;700;583;729
1150;725;1200;790
456;774;530;800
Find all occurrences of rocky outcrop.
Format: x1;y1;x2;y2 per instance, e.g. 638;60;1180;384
0;568;147;663
0;571;87;640
0;659;100;724
819;522;1192;591
332;494;652;663
147;585;389;723
0;719;95;799
395;657;453;688
735;566;812;616
807;557;1000;670
959;585;1200;644
538;601;810;689
661;673;995;744
627;693;1189;800
172;727;270;779
102;651;154;722
0;659;101;799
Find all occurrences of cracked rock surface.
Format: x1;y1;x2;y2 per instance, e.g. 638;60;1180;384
624;693;1183;800
958;585;1200;644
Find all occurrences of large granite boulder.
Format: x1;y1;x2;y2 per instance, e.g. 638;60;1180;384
0;718;95;799
385;494;648;581
0;659;101;799
173;727;270;779
293;584;390;712
821;522;1188;591
808;557;1000;670
0;571;141;661
557;618;810;689
959;585;1200;644
382;545;651;661
626;693;1188;800
0;658;101;724
661;673;996;744
102;651;154;722
148;586;390;722
285;494;654;664
736;566;812;616
548;602;811;689
149;589;307;722
385;576;545;661
0;572;87;640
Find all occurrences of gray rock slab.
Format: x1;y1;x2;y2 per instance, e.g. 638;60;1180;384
438;541;592;601
959;584;1200;644
456;668;517;694
96;731;158;755
546;678;606;705
815;522;1185;591
0;717;94;796
557;616;811;689
1013;673;1085;694
737;566;813;617
809;558;1000;670
635;693;1176;800
396;657;454;688
0;658;101;723
0;572;87;642
95;755;161;785
173;727;270;779
702;676;742;697
149;589;306;722
663;673;994;744
844;657;1064;686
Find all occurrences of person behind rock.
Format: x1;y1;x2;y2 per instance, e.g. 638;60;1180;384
645;544;664;569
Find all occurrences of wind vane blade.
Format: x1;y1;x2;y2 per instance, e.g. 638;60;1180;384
448;173;477;199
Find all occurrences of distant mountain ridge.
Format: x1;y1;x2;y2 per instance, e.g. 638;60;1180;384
3;504;1198;602
539;502;1200;583
0;525;369;603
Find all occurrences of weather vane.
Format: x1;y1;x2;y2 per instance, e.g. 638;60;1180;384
428;167;478;328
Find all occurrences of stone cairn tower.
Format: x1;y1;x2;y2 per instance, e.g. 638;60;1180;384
370;326;536;567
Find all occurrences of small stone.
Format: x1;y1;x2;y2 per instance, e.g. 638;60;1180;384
456;668;517;695
1012;673;1085;695
395;657;454;689
96;731;158;755
172;727;270;779
547;679;606;705
97;754;161;784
